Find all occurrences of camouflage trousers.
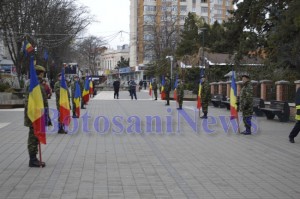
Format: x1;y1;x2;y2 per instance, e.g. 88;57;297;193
28;127;38;155
153;90;157;99
202;101;209;113
178;96;183;107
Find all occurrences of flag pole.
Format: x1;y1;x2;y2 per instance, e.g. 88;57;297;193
38;141;43;168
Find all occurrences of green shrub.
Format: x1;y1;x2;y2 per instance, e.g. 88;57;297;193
0;82;10;92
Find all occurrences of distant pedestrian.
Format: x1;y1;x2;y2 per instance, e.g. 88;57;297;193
239;74;253;135
139;80;143;91
152;78;158;100
113;78;121;99
176;79;184;110
143;81;147;90
42;79;52;99
129;79;137;100
289;87;300;143
164;76;170;106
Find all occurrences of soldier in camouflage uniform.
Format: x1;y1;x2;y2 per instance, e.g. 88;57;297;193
152;78;158;100
164;76;171;106
200;75;211;119
24;65;50;167
70;75;81;118
54;73;68;134
239;74;253;135
176;79;184;110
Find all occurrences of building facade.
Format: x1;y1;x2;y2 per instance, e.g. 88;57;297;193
129;0;233;67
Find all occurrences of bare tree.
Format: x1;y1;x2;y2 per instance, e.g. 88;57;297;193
0;0;92;82
76;36;106;75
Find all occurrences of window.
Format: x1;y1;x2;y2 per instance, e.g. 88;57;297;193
201;7;208;13
144;15;155;22
201;0;207;3
144;5;156;12
180;6;187;13
180;0;186;2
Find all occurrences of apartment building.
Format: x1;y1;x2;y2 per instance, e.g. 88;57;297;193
129;0;233;67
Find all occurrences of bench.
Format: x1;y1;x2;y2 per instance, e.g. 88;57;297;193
253;98;265;116
221;98;230;110
211;94;226;108
260;100;290;122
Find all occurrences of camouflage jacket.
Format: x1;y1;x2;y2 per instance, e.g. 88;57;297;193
164;79;170;92
240;80;253;116
24;77;49;127
177;83;184;98
200;80;210;102
152;81;158;91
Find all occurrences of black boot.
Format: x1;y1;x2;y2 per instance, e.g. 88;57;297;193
242;127;251;135
29;154;45;167
72;112;78;118
200;112;207;119
58;124;68;134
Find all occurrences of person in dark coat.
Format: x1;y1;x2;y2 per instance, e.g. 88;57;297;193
289;87;300;143
129;79;137;100
113;78;121;99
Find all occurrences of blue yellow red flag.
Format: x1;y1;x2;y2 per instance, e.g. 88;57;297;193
74;82;81;117
161;76;165;100
82;77;90;103
27;56;46;144
230;70;238;119
197;69;204;109
149;79;152;96
59;69;70;125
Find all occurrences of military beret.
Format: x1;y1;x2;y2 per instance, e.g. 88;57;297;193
57;73;62;77
34;65;45;72
241;74;250;78
74;75;79;78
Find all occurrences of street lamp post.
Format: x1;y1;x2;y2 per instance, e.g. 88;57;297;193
198;28;207;68
166;55;173;89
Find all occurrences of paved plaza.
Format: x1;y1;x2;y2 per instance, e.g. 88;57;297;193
0;90;299;199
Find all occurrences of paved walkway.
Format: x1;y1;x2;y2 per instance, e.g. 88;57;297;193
0;90;299;199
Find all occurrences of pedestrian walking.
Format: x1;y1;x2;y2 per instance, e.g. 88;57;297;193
113;78;121;99
289;87;300;143
129;79;137;100
239;74;253;135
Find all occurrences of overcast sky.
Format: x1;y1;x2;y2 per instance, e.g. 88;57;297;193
77;0;130;49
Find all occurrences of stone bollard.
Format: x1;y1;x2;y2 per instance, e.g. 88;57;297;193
260;80;273;101
218;81;224;95
210;82;218;95
275;80;290;101
226;81;231;98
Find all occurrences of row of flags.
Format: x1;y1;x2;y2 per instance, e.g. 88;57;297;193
149;69;238;120
27;54;94;146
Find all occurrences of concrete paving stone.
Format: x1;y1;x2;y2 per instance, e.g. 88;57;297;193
1;91;300;198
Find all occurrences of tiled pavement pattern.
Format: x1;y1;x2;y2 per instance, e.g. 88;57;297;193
0;90;299;199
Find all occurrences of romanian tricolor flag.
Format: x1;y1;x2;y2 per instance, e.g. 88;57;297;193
27;56;46;144
59;69;70;125
230;70;238;120
26;41;34;53
173;76;178;101
89;79;93;95
82;77;90;104
197;69;204;109
74;82;81;117
149;81;152;96
161;76;165;100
